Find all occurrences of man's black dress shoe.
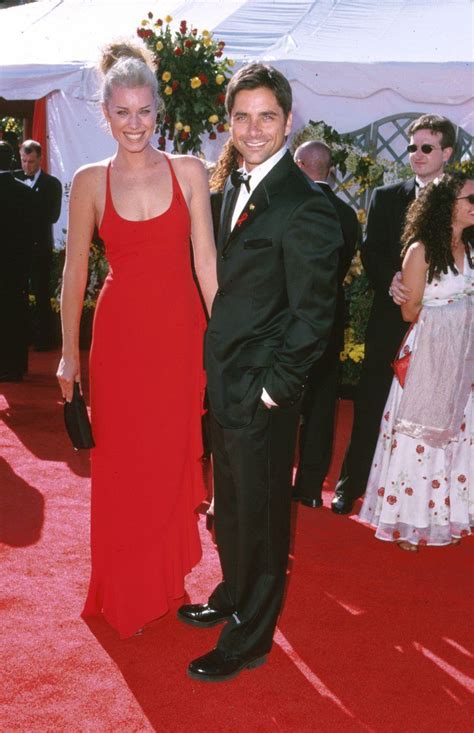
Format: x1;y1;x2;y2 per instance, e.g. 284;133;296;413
331;493;355;515
188;648;267;682
0;372;23;383
297;495;323;509
177;603;232;628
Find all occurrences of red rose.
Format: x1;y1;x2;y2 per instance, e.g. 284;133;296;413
148;11;153;19
171;80;179;90
387;495;397;505
180;20;187;33
217;123;225;132
377;487;385;496
216;50;223;57
181;131;190;140
217;93;226;104
158;136;166;147
428;500;435;508
192;28;198;36
174;47;183;56
218;41;225;48
393;530;401;539
209;131;217;140
137;28;146;38
416;445;425;454
144;29;153;38
198;73;208;84
184;39;193;48
431;480;440;489
444;497;450;506
405;487;413;496
457;474;466;483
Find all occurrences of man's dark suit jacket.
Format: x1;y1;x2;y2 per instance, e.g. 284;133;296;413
316;182;360;354
361;178;415;365
205;151;344;429
15;169;62;252
0;172;34;275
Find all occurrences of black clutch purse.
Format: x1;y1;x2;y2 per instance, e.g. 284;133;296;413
63;382;95;450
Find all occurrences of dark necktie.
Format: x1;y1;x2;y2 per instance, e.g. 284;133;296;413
230;169;251;193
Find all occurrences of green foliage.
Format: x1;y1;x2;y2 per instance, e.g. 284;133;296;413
137;12;234;154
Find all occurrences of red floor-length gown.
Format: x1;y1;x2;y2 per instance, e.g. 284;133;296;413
82;157;206;638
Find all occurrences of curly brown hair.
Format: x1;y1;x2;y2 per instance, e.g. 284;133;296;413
401;173;473;282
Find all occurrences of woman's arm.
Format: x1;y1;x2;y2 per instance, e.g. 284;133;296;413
56;167;97;400
400;241;429;322
178;157;218;315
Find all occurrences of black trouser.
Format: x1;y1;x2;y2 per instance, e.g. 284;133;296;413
0;270;30;376
208;401;300;659
337;320;408;500
295;347;340;499
30;248;53;349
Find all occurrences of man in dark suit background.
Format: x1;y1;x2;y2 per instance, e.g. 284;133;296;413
16;139;62;351
292;140;361;508
332;114;456;514
0;141;34;381
178;64;343;681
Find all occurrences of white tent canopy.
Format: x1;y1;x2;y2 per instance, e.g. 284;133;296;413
1;0;472;242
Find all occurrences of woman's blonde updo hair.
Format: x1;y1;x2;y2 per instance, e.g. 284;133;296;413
100;41;162;112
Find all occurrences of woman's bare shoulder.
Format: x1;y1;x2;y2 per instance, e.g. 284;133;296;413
167;153;208;180
73;159;110;186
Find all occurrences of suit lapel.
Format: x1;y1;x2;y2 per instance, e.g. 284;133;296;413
221;151;294;254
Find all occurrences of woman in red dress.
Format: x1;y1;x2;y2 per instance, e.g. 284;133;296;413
57;42;217;638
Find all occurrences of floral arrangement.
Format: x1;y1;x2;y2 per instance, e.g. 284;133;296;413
137;12;235;154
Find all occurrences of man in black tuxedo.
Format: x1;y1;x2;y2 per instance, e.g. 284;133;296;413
0;142;34;381
332;114;456;514
178;64;343;682
293;141;360;508
16;140;62;351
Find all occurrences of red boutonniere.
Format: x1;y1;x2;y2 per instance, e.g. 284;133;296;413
236;212;248;227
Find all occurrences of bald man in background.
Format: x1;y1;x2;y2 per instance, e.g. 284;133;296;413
293;141;360;507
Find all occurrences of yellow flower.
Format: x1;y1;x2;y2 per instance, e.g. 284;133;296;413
215;74;225;85
183;125;191;133
208;114;219;124
175;121;183;131
161;71;172;82
228;59;235;67
164;15;173;23
202;29;210;37
357;208;366;224
164;85;173;96
190;77;202;89
203;38;212;47
141;19;149;26
155;41;164;51
223;122;230;131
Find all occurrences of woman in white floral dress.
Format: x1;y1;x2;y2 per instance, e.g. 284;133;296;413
359;174;473;550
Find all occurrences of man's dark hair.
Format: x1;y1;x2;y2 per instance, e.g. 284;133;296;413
408;114;456;150
0;141;13;170
225;63;292;119
20;139;42;156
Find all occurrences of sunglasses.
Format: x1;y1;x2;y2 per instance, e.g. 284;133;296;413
406;144;443;154
457;194;474;204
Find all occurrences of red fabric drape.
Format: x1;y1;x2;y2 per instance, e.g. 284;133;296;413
32;97;48;173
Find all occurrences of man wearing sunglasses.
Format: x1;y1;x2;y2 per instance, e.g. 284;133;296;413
332;114;456;515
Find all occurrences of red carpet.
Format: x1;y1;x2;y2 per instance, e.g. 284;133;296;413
1;350;473;732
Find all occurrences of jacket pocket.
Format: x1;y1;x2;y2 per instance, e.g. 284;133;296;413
243;237;273;250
